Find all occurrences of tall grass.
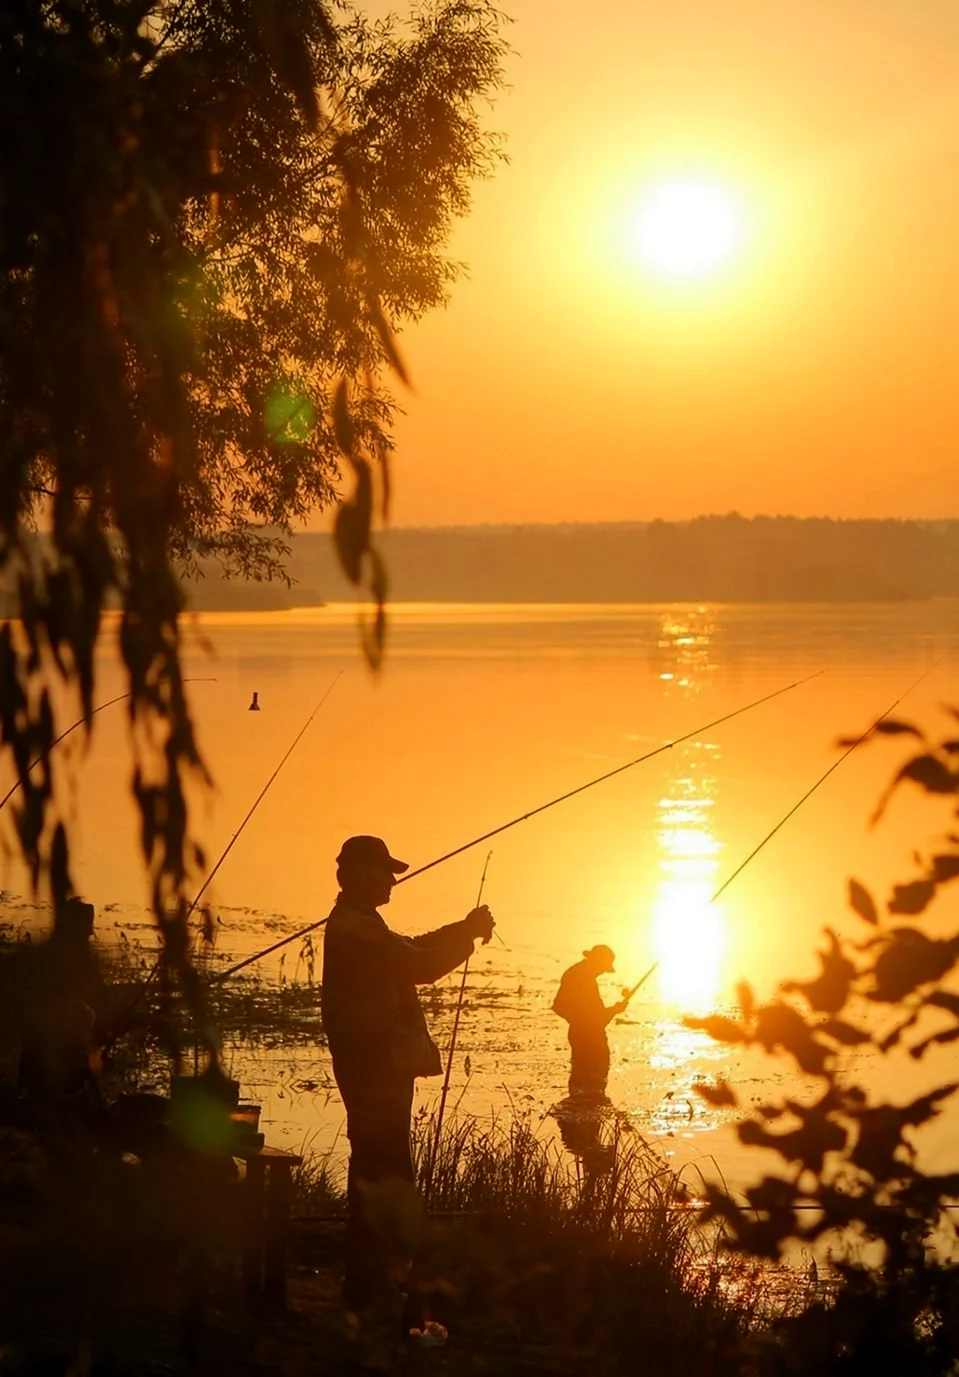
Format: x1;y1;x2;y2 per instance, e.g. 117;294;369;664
294;1109;775;1374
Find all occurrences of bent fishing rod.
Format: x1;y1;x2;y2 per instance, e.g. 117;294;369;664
425;849;493;1201
104;670;342;1046
0;679;219;814
214;668;824;983
623;657;942;1000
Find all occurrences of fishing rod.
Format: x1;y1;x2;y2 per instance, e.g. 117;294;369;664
103;671;342;1048
424;849;493;1202
213;668;824;983
186;670;343;922
709;659;939;908
574;661;939;1012
622;961;659;1008
0;679;218;813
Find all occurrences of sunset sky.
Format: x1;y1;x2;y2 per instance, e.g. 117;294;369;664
371;0;959;527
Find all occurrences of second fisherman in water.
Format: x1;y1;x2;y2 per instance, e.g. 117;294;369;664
552;944;629;1098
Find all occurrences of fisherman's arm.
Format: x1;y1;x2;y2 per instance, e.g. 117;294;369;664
603;998;629;1027
398;905;496;983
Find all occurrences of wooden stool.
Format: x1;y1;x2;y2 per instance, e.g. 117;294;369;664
237;1145;303;1307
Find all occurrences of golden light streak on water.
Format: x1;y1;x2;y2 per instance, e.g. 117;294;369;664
652;609;725;1013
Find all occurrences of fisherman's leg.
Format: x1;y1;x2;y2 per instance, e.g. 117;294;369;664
569;1033;609;1098
340;1071;415;1310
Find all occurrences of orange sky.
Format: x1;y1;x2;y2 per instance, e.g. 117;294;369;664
352;0;959;526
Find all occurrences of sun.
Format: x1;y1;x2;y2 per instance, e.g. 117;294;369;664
628;177;748;282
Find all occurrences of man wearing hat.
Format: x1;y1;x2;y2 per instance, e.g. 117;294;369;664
552;944;628;1098
322;836;495;1317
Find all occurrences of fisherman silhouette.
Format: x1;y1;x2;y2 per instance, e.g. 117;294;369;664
552;944;628;1098
321;835;495;1324
248;691;260;711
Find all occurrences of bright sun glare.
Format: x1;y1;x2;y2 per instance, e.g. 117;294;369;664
629;178;747;282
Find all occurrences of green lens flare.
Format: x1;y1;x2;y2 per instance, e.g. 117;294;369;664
265;383;316;443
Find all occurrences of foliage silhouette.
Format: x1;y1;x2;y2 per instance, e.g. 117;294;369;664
688;707;959;1372
0;0;506;1048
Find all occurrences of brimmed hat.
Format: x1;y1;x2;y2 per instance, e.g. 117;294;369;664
583;944;615;968
336;835;409;875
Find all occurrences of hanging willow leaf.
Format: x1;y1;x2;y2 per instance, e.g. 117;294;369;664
368;296;411;389
333;377;355;460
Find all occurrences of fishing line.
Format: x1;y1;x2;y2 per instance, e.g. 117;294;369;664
104;670;342;1046
0;678;219;813
186;670;343;922
579;661;940;1002
424;849;493;1202
709;659;940;906
214;668;824;983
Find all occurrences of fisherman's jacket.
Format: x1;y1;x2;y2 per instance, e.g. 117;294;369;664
322;897;475;1079
552;960;614;1037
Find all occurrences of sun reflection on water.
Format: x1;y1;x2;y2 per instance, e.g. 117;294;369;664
652;610;725;1013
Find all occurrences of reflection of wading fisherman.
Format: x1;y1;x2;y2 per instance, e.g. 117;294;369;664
552;944;628;1098
321;836;496;1316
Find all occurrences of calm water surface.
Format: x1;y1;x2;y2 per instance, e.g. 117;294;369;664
1;602;956;1191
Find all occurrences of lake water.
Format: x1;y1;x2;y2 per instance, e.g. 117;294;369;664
1;601;956;1195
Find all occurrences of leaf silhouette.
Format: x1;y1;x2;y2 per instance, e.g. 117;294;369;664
694;1080;738;1108
736;980;755;1021
909;1027;959;1060
871;753;957;824
781;929;855;1015
683;1014;746;1045
925;991;959;1018
931;854;959;884
368;297;411;389
872;929;959;1003
897;755;955;795
888;880;936;916
739;1110;846;1175
333;378;355;459
879;1008;922;1053
819;1018;871;1046
850;1085;958;1180
873;720;925;738
754;1003;830;1076
848;878;879;925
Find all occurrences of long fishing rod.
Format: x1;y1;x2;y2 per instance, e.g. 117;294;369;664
709;659;939;907
0;679;218;813
626;659;941;1004
186;670;343;922
424;849;493;1202
103;671;343;1047
213;668;824;983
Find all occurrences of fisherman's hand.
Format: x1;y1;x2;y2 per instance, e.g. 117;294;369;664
466;904;495;945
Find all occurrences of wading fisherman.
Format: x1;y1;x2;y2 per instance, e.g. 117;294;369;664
552;944;628;1098
321;835;495;1322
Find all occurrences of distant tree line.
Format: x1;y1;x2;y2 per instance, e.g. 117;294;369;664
273;515;959;605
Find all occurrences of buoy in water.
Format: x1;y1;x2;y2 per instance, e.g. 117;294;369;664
248;692;260;711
